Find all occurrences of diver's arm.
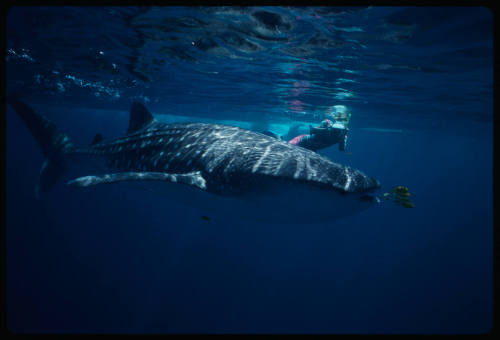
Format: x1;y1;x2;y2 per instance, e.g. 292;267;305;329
310;119;334;136
339;132;347;151
310;125;332;137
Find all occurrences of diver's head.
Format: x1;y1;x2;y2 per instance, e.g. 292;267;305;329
327;105;350;122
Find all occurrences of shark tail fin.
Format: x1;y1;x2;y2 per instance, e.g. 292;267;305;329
7;97;75;197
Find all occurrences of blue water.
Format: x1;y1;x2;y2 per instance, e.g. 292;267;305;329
5;6;493;334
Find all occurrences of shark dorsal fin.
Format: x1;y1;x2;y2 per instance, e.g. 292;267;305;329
127;102;155;134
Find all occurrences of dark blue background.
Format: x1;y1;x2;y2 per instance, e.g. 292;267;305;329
5;6;493;334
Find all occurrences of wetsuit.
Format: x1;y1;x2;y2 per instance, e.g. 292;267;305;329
288;119;348;152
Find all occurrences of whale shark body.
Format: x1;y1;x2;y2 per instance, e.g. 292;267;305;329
8;98;381;223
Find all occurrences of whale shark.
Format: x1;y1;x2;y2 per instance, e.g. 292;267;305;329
7;98;381;223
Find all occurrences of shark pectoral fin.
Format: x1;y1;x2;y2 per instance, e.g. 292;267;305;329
67;171;207;191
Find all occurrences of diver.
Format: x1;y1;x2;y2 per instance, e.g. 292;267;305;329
262;106;351;153
289;117;348;152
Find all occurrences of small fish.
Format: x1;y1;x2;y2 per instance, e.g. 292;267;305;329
383;186;415;208
201;215;210;222
392;186;410;196
401;202;415;208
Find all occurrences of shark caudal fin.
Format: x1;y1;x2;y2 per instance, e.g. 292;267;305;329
7;97;75;198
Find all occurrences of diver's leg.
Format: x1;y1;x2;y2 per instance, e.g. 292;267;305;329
289;134;320;152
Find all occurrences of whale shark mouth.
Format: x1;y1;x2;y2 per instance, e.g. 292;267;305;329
360;194;381;204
